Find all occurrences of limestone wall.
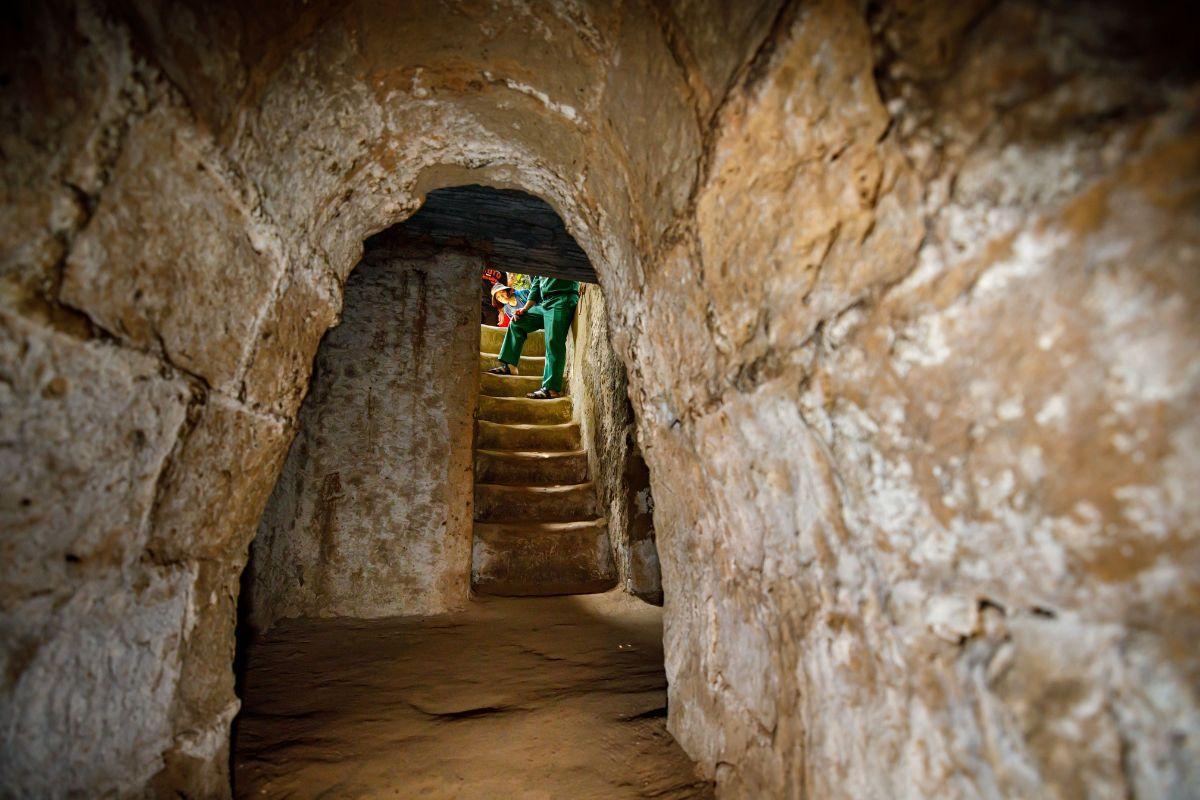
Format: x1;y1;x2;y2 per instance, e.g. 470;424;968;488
1;5;295;793
247;242;478;629
568;285;662;602
2;0;1197;797
631;3;1200;797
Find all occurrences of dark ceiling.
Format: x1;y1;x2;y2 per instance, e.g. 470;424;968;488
391;185;597;284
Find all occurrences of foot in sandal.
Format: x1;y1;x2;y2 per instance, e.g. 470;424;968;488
526;387;562;400
487;363;516;376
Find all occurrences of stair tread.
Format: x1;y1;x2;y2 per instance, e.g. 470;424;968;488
477;395;572;425
475;419;578;438
474;448;589;485
480;325;545;356
479;353;546;377
474;482;597;501
481;324;542;337
472;581;616;597
475;482;595;492
476;420;581;452
480;378;542;385
474;518;606;532
480;396;568;404
474;481;599;523
476;421;579;431
482;372;546;377
476;448;587;458
480;350;545;361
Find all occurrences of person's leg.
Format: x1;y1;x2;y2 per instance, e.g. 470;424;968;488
496;306;545;372
539;303;575;393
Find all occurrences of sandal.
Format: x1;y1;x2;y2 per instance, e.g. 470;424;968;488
526;387;561;400
487;364;516;375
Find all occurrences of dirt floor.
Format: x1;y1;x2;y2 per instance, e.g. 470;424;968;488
233;592;713;799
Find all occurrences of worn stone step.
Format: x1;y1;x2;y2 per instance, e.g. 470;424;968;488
475;449;589;485
477;395;572;425
472;518;617;596
479;373;544;398
474;482;601;522
476;420;581;451
479;351;545;377
480;324;545;356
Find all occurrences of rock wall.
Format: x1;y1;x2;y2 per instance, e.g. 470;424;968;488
568;285;662;601
2;0;1197;796
630;2;1200;797
247;242;478;629
1;4;294;793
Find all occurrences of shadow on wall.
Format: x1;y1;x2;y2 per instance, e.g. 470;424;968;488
568;284;663;604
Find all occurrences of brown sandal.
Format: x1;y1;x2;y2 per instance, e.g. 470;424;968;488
526;387;560;400
487;364;515;375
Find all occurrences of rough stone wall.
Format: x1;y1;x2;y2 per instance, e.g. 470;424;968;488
248;243;478;629
2;0;1198;797
0;4;295;794
568;285;662;601
0;1;682;791
627;2;1200;797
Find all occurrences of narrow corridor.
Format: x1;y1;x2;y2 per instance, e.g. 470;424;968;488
8;3;1196;796
232;592;711;798
230;321;683;798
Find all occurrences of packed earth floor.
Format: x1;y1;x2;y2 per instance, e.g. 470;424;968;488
233;592;712;798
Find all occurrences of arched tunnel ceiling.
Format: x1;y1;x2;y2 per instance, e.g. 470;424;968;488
392;185;598;284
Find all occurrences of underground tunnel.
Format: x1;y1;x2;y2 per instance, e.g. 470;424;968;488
233;185;685;796
1;1;1198;798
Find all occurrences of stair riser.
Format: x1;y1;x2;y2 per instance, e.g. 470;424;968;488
474;484;600;522
476;422;581;451
480;325;546;356
479;353;545;377
479;373;544;398
472;526;617;596
475;452;589;485
477;396;572;425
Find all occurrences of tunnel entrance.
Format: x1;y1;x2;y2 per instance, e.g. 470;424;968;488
232;186;684;796
239;185;661;628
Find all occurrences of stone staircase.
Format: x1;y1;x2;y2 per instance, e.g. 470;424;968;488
472;324;617;595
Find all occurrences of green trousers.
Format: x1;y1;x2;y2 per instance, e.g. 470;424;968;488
498;300;576;392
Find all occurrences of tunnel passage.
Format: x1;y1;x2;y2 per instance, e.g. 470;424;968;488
234;185;688;795
2;1;1198;797
244;185;661;629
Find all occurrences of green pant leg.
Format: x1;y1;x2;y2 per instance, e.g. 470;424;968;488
498;307;545;366
541;303;576;392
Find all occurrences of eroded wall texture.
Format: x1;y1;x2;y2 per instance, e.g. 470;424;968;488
1;0;1197;796
569;286;662;601
636;4;1200;797
248;242;478;629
